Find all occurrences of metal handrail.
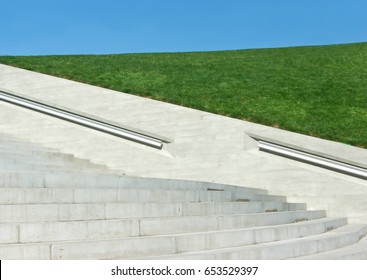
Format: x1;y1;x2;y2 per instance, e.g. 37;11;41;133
0;89;163;149
258;140;367;180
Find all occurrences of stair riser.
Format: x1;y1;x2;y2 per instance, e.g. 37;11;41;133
174;218;348;254
293;235;367;260
0;145;58;153
0;244;50;260
0;204;105;222
0;188;285;204
118;177;268;194
0;172;120;189
106;202;305;220
1;228;364;260
139;210;326;236
148;227;367;260
17;220;140;243
0;218;347;259
0;224;18;244
0;163;113;174
0;210;327;244
0;150;75;161
1;169;268;195
52;237;178;260
0;202;305;222
0;157;97;171
0;173;270;195
335;252;367;260
0;188;74;204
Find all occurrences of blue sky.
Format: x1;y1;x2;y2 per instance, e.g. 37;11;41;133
1;0;366;55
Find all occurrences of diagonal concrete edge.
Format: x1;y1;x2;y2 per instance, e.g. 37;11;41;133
0;63;367;223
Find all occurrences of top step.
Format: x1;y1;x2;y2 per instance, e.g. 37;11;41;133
0;171;268;194
0;133;267;194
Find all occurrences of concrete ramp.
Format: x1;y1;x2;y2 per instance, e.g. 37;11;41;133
0;63;367;259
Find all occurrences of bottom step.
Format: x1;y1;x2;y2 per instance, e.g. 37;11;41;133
292;234;367;260
140;224;367;260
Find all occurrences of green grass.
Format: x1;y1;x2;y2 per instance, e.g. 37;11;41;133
1;42;367;148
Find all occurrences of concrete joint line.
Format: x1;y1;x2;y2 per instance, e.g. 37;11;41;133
138;219;142;237
0;88;164;149
17;224;20;244
104;204;107;220
258;140;367;180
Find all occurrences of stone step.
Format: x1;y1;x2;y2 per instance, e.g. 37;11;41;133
118;176;268;194
289;196;367;212
0;171;268;194
0;201;306;223
0;158;119;175
0;155;110;175
284;195;367;224
0;162;118;174
141;224;367;260
136;209;326;236
0;210;326;244
0;243;50;260
38;218;356;259
291;234;367;260
0;187;286;204
0;150;92;164
0;171;121;189
106;201;306;220
0;217;347;260
0;156;99;167
0;141;117;173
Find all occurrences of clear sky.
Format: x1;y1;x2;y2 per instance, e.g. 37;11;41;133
1;0;366;55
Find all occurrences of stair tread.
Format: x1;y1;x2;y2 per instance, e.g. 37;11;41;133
291;233;367;259
0;211;330;244
0;218;349;260
0;187;286;204
138;224;367;260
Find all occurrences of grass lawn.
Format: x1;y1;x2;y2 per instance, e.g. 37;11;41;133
0;42;366;148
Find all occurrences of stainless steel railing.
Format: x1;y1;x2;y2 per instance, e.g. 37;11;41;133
258;140;367;180
0;89;164;149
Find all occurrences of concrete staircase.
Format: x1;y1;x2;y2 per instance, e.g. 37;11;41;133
1;133;366;260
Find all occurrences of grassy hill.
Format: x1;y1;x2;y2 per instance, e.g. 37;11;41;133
1;43;366;148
